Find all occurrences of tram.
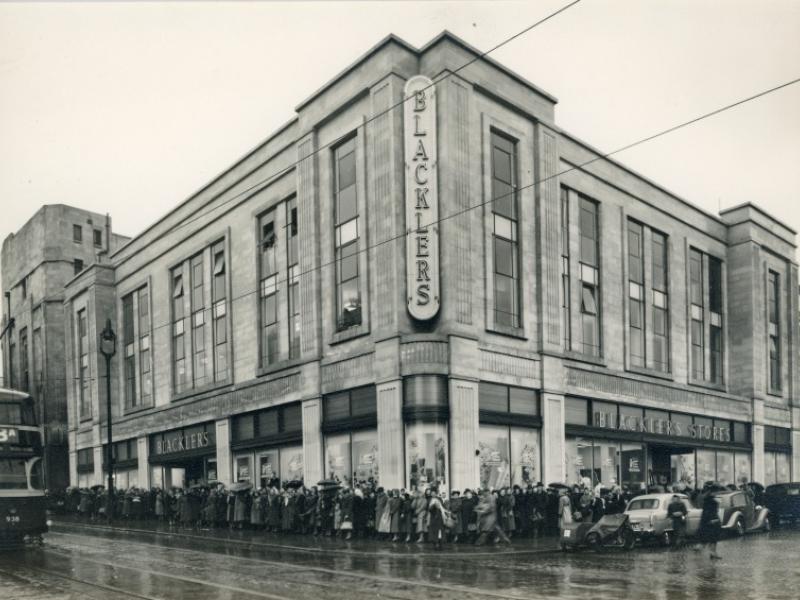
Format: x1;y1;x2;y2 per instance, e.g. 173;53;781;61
0;387;48;547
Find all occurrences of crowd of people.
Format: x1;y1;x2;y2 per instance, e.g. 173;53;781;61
48;477;756;551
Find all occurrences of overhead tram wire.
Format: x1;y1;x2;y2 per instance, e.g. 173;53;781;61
131;0;584;246
28;72;800;376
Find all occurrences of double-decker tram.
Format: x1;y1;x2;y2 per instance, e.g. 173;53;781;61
0;387;48;548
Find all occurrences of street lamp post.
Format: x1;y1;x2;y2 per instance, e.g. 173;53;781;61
99;318;116;521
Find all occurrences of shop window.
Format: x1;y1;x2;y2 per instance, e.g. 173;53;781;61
280;446;304;484
696;449;716;487
235;456;252;482
406;421;448;492
479;425;511;489
734;452;752;485
565;398;588;426
671;452;696;489
258;451;279;488
324;430;378;487
715;451;734;487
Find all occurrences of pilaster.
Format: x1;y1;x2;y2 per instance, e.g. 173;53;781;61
215;418;231;487
302;398;323;485
92;445;104;487
449;378;479;491
137;435;149;488
297;133;321;357
752;398;765;484
376;379;403;489
542;393;566;484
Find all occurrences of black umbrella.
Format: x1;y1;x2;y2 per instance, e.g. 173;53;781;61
547;482;570;490
229;481;253;493
284;480;304;490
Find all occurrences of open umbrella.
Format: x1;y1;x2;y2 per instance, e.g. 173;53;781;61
229;481;253;493
317;478;341;490
284;480;304;490
547;482;570;490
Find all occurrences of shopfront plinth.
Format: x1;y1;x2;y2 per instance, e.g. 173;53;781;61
542;394;566;484
215;419;232;487
449;378;479;492
302;398;323;485
377;380;403;489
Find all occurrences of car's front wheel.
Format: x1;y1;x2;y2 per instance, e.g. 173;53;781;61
735;518;745;536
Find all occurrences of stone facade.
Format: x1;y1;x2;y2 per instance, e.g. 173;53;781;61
49;32;797;491
1;205;129;488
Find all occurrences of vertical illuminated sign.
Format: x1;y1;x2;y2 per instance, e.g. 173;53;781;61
404;75;440;321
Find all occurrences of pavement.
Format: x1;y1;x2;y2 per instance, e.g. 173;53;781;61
0;518;798;599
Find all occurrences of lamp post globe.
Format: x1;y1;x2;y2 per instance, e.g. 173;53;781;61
100;318;116;520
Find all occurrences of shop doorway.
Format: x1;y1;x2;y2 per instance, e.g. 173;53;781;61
648;445;696;490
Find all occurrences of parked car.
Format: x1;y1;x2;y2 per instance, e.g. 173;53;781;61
763;483;800;527
713;490;770;535
624;493;701;546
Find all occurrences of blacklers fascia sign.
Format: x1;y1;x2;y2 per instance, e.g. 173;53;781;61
404;75;440;321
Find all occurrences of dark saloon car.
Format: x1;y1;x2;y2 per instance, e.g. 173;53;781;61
713;490;770;535
764;483;800;527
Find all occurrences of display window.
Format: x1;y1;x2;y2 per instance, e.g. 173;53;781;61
235;455;252;482
565;436;644;490
324;430;377;486
671;452;696;488
258;451;279;488
695;449;716;486
715;451;734;486
406;422;448;492
280;445;304;483
510;428;539;486
764;451;792;486
734;452;751;484
479;425;511;489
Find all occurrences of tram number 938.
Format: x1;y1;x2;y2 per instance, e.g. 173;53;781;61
5;515;21;523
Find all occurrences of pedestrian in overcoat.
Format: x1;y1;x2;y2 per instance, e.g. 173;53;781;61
698;492;722;559
428;492;446;550
448;491;463;541
413;489;429;542
388;489;402;541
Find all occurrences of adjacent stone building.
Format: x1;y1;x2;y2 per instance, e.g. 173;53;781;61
1;205;129;488
59;32;797;493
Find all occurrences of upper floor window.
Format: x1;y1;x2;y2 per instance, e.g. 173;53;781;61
491;131;520;329
93;228;103;247
138;287;151;402
689;248;724;385
122;286;152;409
259;209;279;367
171;268;187;393
19;327;28;393
20;278;27;301
190;253;207;388
73;224;82;243
333;136;361;330
651;231;669;372
77;308;90;419
74;259;84;275
768;270;781;392
123;294;136;407
578;196;600;356
211;241;228;382
286;197;301;359
627;221;645;368
560;187;571;350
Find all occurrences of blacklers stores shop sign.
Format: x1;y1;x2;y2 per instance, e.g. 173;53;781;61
149;422;216;460
593;410;732;442
404;75;440;321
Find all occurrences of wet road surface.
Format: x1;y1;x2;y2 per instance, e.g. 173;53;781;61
1;522;798;599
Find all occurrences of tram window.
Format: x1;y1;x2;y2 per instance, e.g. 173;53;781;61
29;459;44;490
0;403;23;425
0;458;28;489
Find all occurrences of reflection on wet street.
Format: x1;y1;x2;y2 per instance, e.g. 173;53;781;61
1;523;798;599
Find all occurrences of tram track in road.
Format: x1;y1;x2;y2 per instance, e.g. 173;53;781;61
53;520;555;558
0;560;161;600
46;529;539;600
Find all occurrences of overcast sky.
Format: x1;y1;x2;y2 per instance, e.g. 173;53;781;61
1;0;799;263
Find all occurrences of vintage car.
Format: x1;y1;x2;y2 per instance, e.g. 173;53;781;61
713;490;770;535
763;483;800;527
624;493;701;545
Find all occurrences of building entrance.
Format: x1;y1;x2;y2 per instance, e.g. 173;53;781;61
648;444;696;490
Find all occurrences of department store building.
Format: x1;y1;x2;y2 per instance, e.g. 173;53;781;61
64;32;799;493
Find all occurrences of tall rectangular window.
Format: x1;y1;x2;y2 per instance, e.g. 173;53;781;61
334;137;361;330
259;210;279;366
172;268;187;393
561;187;571;350
286;197;301;359
74;259;84;275
211;241;228;382
73;224;82;243
627;221;645;367
138;287;151;402
651;231;669;372
77;309;90;418
768;270;781;392
491;131;520;328
19;327;29;393
122;294;137;407
190;253;207;387
32;327;42;394
8;342;15;389
689;248;705;380
579;197;600;356
708;257;723;384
